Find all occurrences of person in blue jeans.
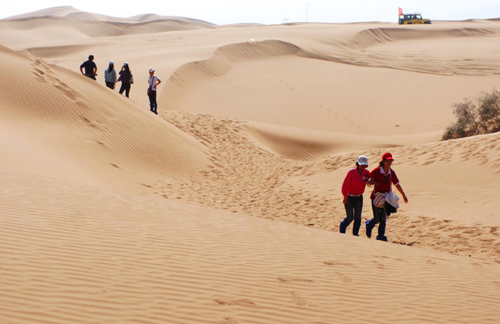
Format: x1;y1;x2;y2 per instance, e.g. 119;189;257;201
339;155;371;236
366;152;408;241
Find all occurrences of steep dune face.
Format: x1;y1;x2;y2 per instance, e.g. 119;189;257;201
0;46;209;187
341;24;500;76
160;40;500;137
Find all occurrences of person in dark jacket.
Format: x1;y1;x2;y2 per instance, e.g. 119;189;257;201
80;55;97;80
118;62;133;98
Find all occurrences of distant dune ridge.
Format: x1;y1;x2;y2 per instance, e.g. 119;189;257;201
1;6;500;324
4;5;216;25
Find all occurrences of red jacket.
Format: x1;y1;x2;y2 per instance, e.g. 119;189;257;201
341;168;370;199
369;167;400;199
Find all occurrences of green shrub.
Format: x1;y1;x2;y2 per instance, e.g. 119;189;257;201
442;89;500;140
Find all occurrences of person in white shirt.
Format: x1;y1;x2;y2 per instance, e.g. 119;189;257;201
148;68;161;114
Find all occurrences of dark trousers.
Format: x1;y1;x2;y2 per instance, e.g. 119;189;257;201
340;196;363;236
106;82;115;89
366;202;387;238
149;91;157;114
85;74;96;80
119;83;131;97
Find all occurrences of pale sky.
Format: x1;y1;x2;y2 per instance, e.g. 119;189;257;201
2;0;500;25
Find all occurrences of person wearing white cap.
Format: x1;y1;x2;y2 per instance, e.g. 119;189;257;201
340;155;371;236
147;68;161;114
104;60;117;90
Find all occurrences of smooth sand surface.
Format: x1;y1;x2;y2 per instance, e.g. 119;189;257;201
1;7;499;323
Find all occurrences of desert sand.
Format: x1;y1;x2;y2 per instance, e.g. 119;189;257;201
0;6;499;323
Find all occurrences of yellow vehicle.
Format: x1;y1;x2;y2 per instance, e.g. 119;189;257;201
399;13;432;25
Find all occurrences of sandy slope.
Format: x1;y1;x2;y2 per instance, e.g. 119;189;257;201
0;45;209;188
1;8;500;324
1;169;499;324
159;112;500;261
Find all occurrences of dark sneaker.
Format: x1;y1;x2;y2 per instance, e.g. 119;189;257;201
366;221;372;238
376;236;388;242
339;222;346;234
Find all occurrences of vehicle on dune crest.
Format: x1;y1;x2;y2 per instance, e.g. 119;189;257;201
398;8;431;25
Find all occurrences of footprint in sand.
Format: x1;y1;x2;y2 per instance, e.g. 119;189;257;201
335;271;352;283
289;291;308;306
323;260;354;267
277;276;314;283
213;298;259;308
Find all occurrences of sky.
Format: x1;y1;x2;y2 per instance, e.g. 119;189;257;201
2;0;500;25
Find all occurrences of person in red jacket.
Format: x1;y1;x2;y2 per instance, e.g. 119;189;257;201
366;152;408;241
340;155;371;236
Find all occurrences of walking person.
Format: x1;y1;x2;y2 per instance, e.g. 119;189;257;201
366;152;408;241
80;55;97;80
104;61;117;90
147;68;161;114
340;155;371;236
118;62;133;98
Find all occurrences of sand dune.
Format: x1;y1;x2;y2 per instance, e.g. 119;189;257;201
5;6;215;26
161;39;500;136
0;169;499;324
1;8;500;324
0;45;209;188
0;7;214;47
159;112;500;261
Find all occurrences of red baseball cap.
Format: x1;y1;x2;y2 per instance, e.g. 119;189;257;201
382;152;394;160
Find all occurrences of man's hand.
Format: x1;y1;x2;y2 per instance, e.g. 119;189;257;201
343;197;349;205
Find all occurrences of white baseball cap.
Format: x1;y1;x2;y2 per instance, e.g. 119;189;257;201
149;68;155;73
357;155;369;166
109;60;114;64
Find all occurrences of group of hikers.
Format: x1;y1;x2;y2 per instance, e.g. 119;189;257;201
81;56;407;241
80;55;162;114
340;152;408;241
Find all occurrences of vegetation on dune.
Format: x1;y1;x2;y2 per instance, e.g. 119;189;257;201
443;89;500;140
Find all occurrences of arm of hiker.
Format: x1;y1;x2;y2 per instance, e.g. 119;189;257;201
367;175;375;186
395;184;408;203
341;171;351;204
156;79;162;88
80;66;84;75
